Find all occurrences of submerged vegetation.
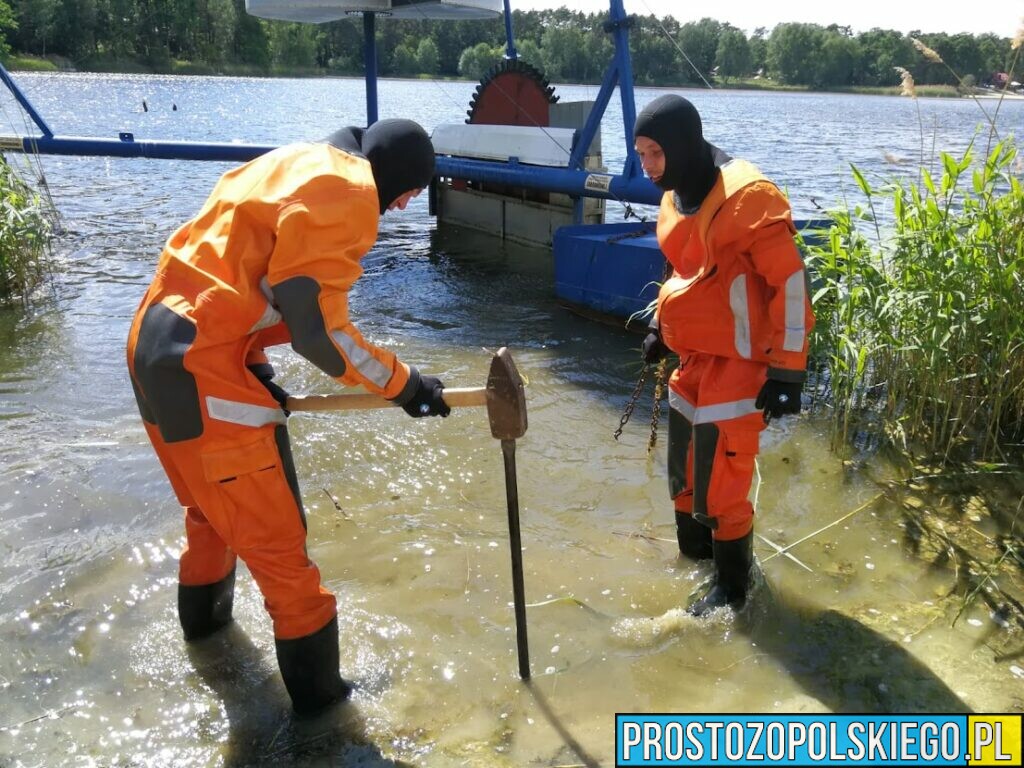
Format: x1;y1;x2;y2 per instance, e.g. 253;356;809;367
0;155;54;306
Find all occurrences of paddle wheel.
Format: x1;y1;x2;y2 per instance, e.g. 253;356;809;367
432;58;605;247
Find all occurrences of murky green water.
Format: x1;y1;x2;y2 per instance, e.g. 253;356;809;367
1;74;1022;767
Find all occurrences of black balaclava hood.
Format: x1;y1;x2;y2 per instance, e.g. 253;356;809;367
362;119;435;215
634;94;720;210
325;119;435;214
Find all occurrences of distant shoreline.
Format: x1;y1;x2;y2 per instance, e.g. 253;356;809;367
6;56;1024;101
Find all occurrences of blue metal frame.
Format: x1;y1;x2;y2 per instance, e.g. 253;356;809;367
502;0;518;60
363;12;379;125
567;0;640;179
0;1;659;206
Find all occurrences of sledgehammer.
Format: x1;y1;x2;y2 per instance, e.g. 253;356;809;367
286;347;532;679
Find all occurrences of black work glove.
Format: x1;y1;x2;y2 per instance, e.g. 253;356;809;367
755;377;803;421
641;327;670;364
401;374;451;418
249;364;291;415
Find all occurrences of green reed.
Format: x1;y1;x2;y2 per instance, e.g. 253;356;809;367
0;156;54;306
805;139;1024;462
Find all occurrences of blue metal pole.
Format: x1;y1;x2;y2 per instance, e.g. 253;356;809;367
2;134;277;162
609;0;641;179
436;155;661;206
0;133;662;205
0;61;54;137
502;0;518;60
364;12;379;125
568;0;641;177
568;58;617;171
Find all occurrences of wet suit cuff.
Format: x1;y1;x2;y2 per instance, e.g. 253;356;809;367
247;362;275;381
767;366;806;384
389;365;421;406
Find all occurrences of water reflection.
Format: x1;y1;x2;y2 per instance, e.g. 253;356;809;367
741;588;972;714
186;624;412;767
1;74;1022;766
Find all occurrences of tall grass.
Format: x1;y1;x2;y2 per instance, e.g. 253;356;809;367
0;156;55;306
805;139;1024;462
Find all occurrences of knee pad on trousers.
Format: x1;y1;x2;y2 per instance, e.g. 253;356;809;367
275;616;351;717
179;567;236;641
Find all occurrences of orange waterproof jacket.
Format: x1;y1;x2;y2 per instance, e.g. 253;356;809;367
654;159;814;379
141;142;414;401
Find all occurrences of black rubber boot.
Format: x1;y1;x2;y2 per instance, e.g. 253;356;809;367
675;511;713;560
687;532;753;617
275;616;352;717
178;568;236;641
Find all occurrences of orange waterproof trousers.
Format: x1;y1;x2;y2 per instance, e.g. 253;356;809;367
127;298;336;641
668;353;767;542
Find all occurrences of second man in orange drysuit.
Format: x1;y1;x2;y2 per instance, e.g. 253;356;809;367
127;119;448;716
633;95;814;616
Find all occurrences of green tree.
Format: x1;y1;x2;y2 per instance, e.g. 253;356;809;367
515;38;542;70
715;26;751;80
392;42;416;75
266;20;317;68
0;0;16;57
10;0;55;56
232;0;269;69
818;27;860;87
768;22;825;85
677;17;721;84
540;24;588;82
855;29;914;86
749;26;768;75
458;41;498;80
631;17;682;85
416;36;438;76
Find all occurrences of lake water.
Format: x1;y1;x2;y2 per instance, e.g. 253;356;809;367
1;73;1022;767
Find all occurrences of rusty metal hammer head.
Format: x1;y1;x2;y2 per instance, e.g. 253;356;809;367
485;347;527;440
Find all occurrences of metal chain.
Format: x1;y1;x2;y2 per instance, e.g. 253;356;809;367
647;359;669;454
613;363;649;441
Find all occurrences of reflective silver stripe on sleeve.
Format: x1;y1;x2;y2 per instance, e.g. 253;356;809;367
249;302;282;333
249;276;283;333
206;396;287;428
783;271;807;352
730;274;752;359
670;390;760;424
330;330;392;389
260;276;274;302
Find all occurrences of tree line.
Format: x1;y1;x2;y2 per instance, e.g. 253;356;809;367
1;1;1018;89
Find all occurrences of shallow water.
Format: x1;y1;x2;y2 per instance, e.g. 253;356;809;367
1;74;1022;767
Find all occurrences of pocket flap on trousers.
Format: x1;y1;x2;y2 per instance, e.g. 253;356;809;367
201;434;279;483
725;430;760;456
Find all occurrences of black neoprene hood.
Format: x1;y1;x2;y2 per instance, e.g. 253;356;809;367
362;119;436;214
634;94;718;209
325;119;435;214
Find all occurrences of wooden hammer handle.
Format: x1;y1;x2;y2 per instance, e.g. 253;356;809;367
286;386;487;413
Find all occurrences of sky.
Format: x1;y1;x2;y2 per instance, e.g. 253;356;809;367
509;0;1023;38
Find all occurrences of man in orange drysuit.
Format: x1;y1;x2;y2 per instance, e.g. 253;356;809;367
126;119;449;716
633;95;814;616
